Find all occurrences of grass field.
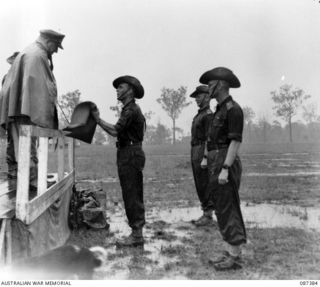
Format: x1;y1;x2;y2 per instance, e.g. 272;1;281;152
1;141;320;279
68;142;320;279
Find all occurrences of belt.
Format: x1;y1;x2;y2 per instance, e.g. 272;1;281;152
207;143;229;151
116;141;142;148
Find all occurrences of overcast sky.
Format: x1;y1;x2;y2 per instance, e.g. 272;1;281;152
1;0;320;135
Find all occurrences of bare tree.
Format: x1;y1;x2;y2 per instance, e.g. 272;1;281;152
156;86;191;144
271;84;310;142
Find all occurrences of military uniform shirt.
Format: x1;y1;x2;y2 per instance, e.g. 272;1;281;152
191;105;213;146
114;100;145;144
208;96;243;145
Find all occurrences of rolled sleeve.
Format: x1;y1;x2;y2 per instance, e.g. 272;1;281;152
227;106;243;142
114;109;133;133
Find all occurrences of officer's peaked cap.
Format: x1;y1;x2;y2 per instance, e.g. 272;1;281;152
189;85;209;98
40;29;65;49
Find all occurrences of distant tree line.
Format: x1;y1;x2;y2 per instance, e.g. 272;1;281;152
2;84;317;145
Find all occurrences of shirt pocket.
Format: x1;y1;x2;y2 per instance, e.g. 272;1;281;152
212;115;225;127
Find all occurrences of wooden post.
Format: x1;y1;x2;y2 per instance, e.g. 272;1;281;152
58;137;64;181
16;125;31;222
0;219;7;265
5;219;12;265
68;139;74;173
38;137;48;194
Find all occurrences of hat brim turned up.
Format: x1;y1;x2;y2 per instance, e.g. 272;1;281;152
199;67;241;88
113;75;144;99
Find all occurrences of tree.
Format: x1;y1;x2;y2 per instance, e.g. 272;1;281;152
152;122;171;144
302;102;318;124
93;126;107;145
110;104;121;118
242;106;255;142
271;84;310;142
174;126;184;140
156;86;191;144
57;90;81;127
257;115;271;143
302;102;320;141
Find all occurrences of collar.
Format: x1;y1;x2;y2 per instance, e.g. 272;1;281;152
198;104;210;113
36;40;49;54
122;98;135;110
216;96;232;110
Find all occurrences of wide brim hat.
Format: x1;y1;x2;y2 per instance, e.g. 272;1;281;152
63;101;97;144
199;67;241;88
40;29;65;49
113;75;144;99
190;85;209;98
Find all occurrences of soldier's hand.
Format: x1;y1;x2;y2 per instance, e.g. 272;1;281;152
218;168;229;185
200;157;207;169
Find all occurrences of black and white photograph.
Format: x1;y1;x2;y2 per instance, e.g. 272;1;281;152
0;0;319;283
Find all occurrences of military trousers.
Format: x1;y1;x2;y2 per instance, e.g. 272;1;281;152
117;145;146;230
207;148;246;246
191;144;214;212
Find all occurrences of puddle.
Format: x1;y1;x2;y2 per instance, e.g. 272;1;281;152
146;204;320;232
242;203;320;230
97;208;186;279
245;171;320;177
95;201;320;279
78;177;117;183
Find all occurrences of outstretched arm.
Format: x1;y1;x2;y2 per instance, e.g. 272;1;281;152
96;118;118;137
91;106;118;137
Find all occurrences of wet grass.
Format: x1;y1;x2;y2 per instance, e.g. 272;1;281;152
66;143;320;207
67;219;320;279
1;142;320;279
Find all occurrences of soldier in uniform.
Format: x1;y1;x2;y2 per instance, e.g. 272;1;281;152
189;85;215;226
199;67;247;270
92;75;146;247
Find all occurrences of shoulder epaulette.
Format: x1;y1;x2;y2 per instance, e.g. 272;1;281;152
226;101;234;110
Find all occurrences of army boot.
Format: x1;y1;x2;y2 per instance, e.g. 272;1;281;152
212;253;242;271
116;228;144;248
210;246;242;271
191;210;214;227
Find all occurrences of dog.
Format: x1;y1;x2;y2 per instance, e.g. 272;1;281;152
5;245;107;280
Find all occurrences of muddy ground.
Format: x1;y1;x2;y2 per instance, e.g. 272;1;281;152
65;143;320;279
1;142;320;279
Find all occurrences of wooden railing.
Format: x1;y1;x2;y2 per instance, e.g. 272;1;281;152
0;125;75;264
